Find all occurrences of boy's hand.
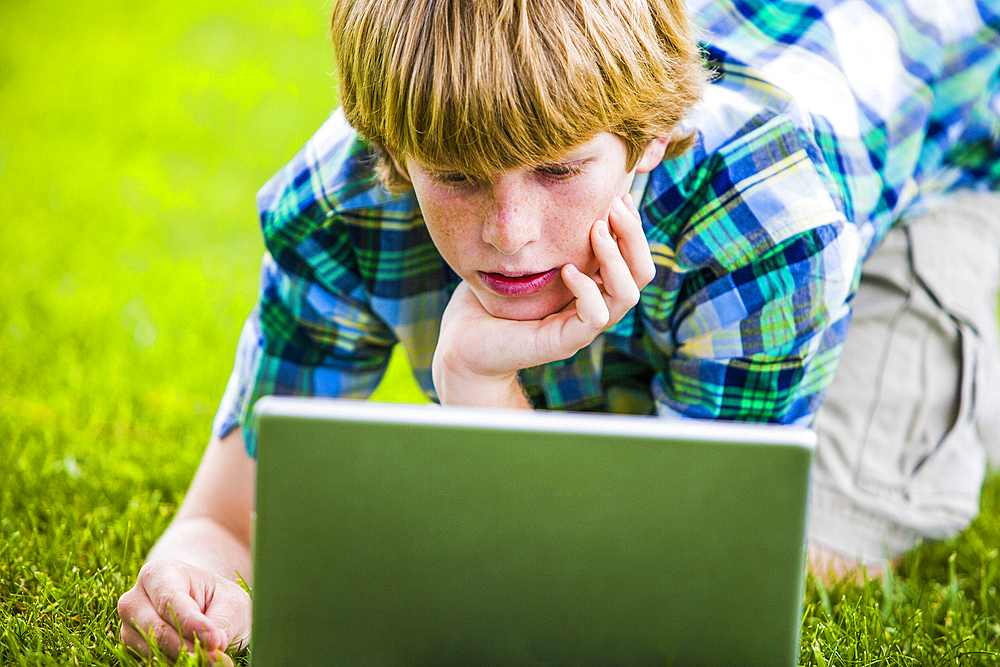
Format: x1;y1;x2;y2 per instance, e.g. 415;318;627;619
118;559;251;665
433;193;654;407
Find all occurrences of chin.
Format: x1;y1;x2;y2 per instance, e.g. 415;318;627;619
480;290;574;322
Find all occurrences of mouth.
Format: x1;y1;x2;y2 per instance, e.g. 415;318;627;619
478;268;559;297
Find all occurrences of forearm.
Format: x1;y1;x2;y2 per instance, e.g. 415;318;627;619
144;428;257;583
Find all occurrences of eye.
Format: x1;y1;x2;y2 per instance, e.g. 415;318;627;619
536;162;584;181
432;171;475;188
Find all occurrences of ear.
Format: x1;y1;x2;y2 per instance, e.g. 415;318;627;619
386;147;411;183
634;137;669;173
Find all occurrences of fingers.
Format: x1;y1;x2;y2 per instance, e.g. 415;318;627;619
119;590;201;663
121;621;234;665
588;195;651;324
204;575;253;653
609;193;656;289
146;563;227;648
118;560;243;665
119;566;196;662
561;263;608;330
591;217;639;313
552;194;652;349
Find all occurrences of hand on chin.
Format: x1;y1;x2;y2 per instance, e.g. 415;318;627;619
432;193;654;408
432;270;608;407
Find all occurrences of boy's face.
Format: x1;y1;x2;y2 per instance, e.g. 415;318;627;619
401;132;664;321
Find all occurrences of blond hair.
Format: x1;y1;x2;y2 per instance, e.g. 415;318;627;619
331;0;706;190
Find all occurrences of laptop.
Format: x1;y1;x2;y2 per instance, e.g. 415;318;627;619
250;396;816;667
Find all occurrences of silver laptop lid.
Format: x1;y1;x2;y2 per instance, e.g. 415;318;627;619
251;397;815;667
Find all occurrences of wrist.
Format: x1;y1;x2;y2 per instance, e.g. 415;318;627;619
432;354;531;409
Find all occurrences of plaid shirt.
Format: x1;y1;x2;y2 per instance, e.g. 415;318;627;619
215;0;1000;456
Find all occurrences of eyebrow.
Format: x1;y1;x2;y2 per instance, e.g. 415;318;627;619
420;143;598;179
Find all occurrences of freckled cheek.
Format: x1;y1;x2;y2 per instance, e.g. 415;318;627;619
549;190;616;271
422;200;480;261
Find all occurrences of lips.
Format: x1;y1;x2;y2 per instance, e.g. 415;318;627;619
478;268;559;297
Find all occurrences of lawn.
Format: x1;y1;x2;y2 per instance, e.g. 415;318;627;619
1;0;999;664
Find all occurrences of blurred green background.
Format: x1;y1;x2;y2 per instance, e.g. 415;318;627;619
1;0;339;440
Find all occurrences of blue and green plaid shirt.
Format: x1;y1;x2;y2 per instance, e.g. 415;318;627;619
215;0;1000;456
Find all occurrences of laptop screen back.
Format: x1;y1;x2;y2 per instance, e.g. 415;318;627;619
251;397;815;667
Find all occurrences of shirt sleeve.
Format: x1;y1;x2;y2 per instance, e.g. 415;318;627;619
212;112;400;457
641;114;861;426
212;251;397;457
645;1;1000;425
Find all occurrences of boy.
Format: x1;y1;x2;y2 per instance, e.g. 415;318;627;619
118;0;1000;661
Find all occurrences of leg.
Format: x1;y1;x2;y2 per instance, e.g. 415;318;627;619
808;191;1000;583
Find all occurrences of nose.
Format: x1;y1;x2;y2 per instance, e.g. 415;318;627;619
481;179;541;255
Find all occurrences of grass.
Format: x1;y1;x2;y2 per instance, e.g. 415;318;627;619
1;0;999;664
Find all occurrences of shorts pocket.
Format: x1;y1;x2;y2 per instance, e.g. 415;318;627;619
869;207;995;522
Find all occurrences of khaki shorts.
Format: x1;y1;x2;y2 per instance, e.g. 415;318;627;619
809;191;1000;564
